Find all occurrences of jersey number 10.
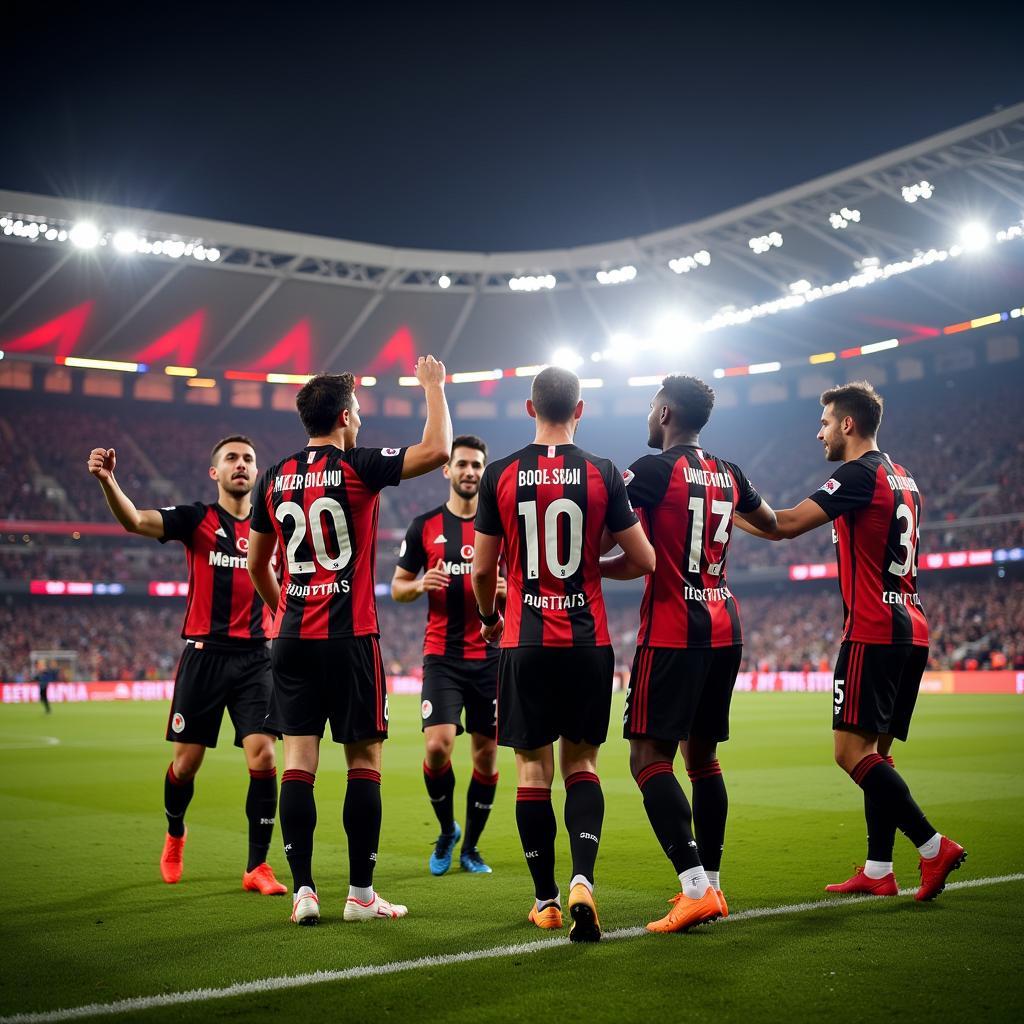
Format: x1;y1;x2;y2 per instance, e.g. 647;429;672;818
517;499;583;579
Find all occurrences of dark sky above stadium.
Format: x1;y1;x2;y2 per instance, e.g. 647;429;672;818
3;3;1022;253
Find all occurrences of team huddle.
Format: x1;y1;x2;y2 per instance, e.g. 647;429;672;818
86;354;966;938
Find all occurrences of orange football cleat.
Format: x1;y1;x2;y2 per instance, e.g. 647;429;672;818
527;901;563;930
567;883;601;943
716;889;729;918
160;830;186;884
243;862;288;895
646;886;721;933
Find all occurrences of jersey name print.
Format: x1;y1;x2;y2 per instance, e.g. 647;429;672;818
808;450;928;646
159;502;270;644
251;444;406;639
398;505;495;660
625;445;762;649
475;443;637;648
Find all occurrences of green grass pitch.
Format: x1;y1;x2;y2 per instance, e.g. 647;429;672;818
1;693;1021;1023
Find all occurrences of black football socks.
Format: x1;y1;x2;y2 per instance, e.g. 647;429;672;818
344;768;382;890
636;762;702;873
246;767;278;872
423;759;456;835
516;787;559;903
164;763;194;839
564;771;604;888
463;768;498;852
687;759;728;875
850;754;935;848
279;769;316;891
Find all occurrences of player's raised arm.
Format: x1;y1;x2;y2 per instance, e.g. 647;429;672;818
87;447;165;538
401;355;453;479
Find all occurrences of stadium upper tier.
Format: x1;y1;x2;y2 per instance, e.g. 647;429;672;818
2;105;1023;378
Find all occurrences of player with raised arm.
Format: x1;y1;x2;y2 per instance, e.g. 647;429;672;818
472;366;655;942
736;381;965;901
602;375;778;932
86;437;287;896
247;358;452;926
391;435;503;877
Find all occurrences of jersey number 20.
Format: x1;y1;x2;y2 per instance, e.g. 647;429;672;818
275;498;352;575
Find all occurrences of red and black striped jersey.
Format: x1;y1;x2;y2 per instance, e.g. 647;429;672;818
475;443;637;648
808;450;928;646
159;502;271;645
626;445;762;649
397;504;495;661
250;444;407;640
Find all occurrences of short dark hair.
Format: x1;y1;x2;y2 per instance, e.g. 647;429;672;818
531;366;580;423
660;374;715;432
821;380;884;437
295;373;356;437
450;434;487;463
210;434;255;465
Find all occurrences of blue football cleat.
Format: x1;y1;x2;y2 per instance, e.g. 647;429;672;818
429;821;461;875
460;848;493;874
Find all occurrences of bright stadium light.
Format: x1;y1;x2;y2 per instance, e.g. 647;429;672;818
603;333;636;362
509;273;556;292
789;279;812;294
901;180;935;203
550;346;583;369
652;312;695;351
595;265;637;285
113;230;141;254
829;207;861;229
959;222;991;252
668;250;711;274
748;231;783;254
438;274;451;289
69;221;100;249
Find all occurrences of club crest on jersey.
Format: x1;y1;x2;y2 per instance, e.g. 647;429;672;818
461;544;474;559
421;699;433;720
235;535;249;554
382;448;401;457
819;478;841;495
171;712;185;734
622;469;635;485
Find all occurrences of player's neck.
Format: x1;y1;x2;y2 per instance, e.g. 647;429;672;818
843;436;880;462
446;493;477;519
217;489;251;519
663;429;700;451
307;431;349;450
532;421;576;446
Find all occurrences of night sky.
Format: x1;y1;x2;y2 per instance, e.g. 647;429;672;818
3;3;1022;252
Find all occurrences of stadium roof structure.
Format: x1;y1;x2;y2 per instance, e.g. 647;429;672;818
2;102;1023;384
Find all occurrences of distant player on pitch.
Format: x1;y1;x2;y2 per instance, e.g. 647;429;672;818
392;435;503;877
736;381;965;901
472;366;654;941
604;375;778;932
247;359;452;926
87;437;287;896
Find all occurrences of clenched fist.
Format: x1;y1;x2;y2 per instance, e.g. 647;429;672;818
87;447;117;482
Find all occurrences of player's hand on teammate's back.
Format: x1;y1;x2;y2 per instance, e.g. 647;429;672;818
480;614;504;646
415;354;446;388
87;447;116;481
418;565;451;594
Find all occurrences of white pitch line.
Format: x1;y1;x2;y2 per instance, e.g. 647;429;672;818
3;873;1021;1024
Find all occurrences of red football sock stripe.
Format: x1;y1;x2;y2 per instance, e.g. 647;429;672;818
636;761;675;789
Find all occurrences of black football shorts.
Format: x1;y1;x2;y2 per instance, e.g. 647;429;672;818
624;645;742;743
421;654;498;736
267;635;389;744
496;646;614;750
165;640;276;748
832;641;928;741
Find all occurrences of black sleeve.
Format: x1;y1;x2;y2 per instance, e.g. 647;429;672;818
474;463;503;536
249;469;274;534
348;447;408;492
396;517;427;573
158;502;207;545
807;460;877;520
604;461;641;533
624;454;672;511
725;461;763;515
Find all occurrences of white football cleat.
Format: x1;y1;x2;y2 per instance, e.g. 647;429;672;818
343;891;408;922
291;885;320;926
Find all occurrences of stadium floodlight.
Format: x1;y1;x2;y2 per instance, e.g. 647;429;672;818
959;222;991;252
749;361;782;374
595;265;637;285
113;231;140;254
69;221;100;249
438;274;451;289
668;250;711;274
509;273;556;292
748;232;783;254
653;312;695;351
550;347;583;369
358;375;377;386
789;279;812;295
829;207;861;229
901;180;935;203
451;369;503;383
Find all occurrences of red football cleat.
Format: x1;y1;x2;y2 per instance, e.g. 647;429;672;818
160;830;186;884
242;862;288;895
825;867;898;896
916;837;966;902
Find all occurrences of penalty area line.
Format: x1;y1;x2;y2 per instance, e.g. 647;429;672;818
3;873;1022;1024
